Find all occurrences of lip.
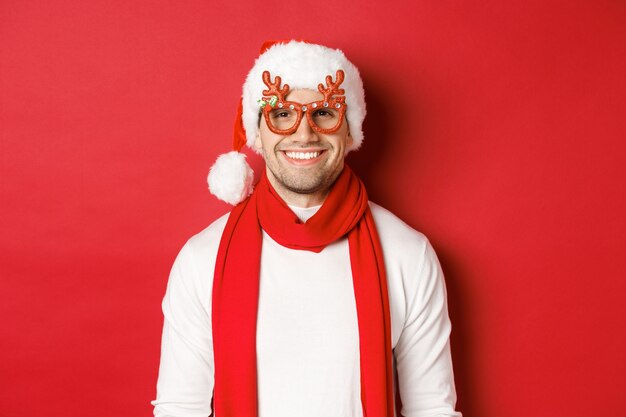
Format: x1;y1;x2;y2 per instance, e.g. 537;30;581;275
279;149;326;166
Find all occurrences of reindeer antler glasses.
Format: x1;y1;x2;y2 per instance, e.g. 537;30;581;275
258;69;347;135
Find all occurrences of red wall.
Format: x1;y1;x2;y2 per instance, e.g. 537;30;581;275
1;1;624;416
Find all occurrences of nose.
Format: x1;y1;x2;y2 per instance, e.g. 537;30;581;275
292;113;318;143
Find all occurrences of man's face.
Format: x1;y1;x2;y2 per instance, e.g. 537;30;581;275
254;88;353;203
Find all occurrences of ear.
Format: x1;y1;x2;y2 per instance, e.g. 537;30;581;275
254;132;262;150
344;116;354;147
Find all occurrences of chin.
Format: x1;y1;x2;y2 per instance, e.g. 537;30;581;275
283;170;343;194
281;178;327;195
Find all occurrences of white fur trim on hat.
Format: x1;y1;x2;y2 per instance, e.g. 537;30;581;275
207;151;254;205
242;41;366;153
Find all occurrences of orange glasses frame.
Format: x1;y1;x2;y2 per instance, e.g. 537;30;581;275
259;69;348;135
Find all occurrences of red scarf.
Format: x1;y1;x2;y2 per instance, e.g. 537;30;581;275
211;165;394;417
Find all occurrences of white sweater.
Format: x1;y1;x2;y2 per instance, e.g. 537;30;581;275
152;202;462;417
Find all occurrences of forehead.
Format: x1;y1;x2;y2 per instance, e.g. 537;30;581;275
285;88;324;102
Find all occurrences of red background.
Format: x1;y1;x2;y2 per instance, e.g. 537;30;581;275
1;1;625;416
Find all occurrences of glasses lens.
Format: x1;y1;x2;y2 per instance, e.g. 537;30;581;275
268;108;299;131
311;107;342;131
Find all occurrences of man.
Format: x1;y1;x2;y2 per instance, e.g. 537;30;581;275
152;40;462;417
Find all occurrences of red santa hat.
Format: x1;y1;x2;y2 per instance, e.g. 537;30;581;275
207;39;366;205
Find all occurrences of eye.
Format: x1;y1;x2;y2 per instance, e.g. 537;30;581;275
270;109;294;119
313;109;336;118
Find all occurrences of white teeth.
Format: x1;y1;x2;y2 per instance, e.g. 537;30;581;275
285;151;320;160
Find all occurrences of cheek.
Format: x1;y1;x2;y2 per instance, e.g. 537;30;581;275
257;118;280;151
256;131;283;155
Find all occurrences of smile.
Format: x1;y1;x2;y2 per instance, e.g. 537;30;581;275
284;151;321;160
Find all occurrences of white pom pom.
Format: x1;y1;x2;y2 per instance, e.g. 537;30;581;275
207;151;254;205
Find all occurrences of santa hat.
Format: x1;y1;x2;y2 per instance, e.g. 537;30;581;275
207;39;366;205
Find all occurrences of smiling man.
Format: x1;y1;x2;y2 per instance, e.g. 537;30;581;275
256;81;352;206
152;40;462;417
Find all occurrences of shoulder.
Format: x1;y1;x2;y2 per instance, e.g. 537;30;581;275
368;202;446;346
185;211;230;258
368;201;431;259
169;212;231;292
368;202;443;296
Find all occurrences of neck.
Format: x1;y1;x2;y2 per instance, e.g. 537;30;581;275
266;174;330;208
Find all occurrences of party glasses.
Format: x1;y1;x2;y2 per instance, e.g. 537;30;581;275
258;69;347;135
